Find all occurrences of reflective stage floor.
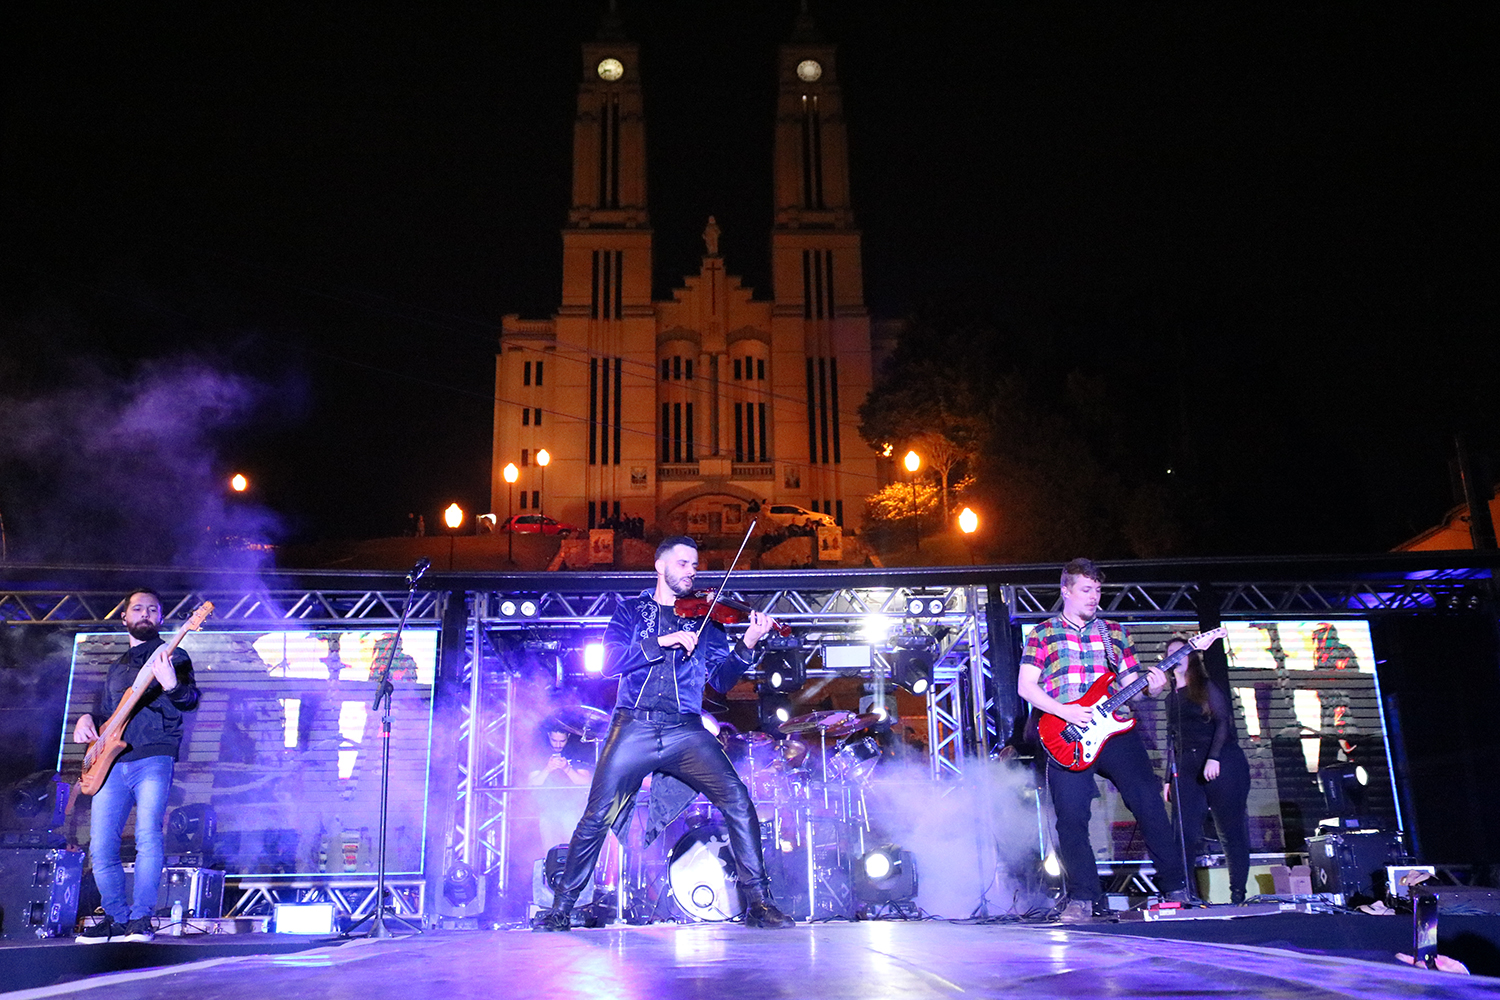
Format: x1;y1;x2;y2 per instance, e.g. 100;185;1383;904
5;917;1495;1000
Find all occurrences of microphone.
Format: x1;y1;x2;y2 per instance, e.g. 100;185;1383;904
406;557;432;588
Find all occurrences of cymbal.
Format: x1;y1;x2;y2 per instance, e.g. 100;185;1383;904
730;730;773;747
778;709;854;734
554;705;612;740
827;713;882;738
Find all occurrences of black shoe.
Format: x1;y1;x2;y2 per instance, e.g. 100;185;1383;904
532;908;573;932
75;917;122;944
1161;889;1197;907
119;917;155;943
744;900;795;929
1230;890;1247;906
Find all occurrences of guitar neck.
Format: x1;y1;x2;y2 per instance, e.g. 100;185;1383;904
99;628;190;740
1095;640;1199;716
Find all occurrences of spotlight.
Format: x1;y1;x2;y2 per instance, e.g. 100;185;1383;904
758;688;792;730
442;862;480;907
854;845;918;904
903;593;946;617
583;642;605;674
1318;762;1370;828
1042;850;1062;880
891;648;935;697
498;595;541;619
762;649;805;693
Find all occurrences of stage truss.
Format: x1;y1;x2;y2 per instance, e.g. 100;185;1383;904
4;554;1493;914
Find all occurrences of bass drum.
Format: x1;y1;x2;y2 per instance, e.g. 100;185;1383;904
667;824;744;922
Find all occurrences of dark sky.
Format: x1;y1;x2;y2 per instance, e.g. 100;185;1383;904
2;2;1493;560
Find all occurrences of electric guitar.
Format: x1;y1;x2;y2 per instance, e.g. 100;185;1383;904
1038;626;1227;771
79;601;213;795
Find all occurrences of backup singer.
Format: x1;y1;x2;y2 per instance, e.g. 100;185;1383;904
1018;559;1188;922
73;588;201;943
1163;636;1252;904
534;536;795;930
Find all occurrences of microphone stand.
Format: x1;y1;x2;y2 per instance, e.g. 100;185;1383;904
1164;682;1194;904
346;559;429;939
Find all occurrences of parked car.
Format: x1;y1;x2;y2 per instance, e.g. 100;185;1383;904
499;514;579;536
759;503;838;530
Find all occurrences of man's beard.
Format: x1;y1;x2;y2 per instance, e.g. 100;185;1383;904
127;620;160;641
664;569;695;597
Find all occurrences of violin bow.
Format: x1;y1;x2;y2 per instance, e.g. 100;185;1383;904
693;518;758;637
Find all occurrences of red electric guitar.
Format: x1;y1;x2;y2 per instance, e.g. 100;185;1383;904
1038;626;1227;771
79;601;213;795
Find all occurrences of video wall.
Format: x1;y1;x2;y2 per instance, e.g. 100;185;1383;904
59;627;438;877
1070;619;1393;862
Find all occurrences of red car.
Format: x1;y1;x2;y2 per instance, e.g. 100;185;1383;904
499;514;578;536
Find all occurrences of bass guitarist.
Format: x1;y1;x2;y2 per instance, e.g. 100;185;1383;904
72;588;200;944
1018;559;1187;922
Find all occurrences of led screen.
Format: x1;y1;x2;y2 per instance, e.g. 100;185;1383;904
59;627;438;877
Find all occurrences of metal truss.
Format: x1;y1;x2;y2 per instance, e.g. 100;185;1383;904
0;586;442;627
225;877;425;920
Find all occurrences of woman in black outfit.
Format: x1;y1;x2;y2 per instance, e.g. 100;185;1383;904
1164;637;1253;904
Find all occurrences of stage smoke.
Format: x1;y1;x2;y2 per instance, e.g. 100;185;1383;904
0;347;299;566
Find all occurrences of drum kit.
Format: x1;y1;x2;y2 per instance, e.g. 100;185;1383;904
543;705;891;923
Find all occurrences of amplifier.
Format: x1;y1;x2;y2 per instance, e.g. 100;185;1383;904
0;847;84;938
157;867;224;919
1307;831;1404;904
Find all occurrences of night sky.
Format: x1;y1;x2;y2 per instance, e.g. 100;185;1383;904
2;2;1492;562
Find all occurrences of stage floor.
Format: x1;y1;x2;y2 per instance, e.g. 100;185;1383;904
4;918;1493;1000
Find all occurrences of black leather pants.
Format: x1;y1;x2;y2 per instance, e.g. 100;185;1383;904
554;712;766;904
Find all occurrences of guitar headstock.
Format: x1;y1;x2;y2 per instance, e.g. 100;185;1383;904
1189;626;1228;650
184;601;214;632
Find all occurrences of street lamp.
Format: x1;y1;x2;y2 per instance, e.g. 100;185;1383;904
536;449;551;521
959;506;978;565
230;473;249;493
444;503;464;570
503;462;519;564
904;450;922;552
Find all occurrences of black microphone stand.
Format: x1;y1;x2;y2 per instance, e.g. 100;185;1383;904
1164;678;1195;904
345;558;429;939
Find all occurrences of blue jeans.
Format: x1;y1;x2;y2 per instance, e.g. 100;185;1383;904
90;755;174;923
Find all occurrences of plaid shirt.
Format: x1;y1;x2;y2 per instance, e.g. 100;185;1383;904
1022;615;1143;713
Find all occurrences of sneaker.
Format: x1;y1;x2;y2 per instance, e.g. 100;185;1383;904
119;917;155;943
75;917;122;944
1055;898;1106;923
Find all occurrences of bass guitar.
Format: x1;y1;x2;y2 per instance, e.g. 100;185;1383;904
79;601;213;795
1038;626;1227;771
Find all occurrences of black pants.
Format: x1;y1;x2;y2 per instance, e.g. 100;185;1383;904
555;712;766;901
1047;728;1186;902
1175;742;1252;898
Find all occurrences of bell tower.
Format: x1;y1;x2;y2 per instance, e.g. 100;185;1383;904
768;9;875;531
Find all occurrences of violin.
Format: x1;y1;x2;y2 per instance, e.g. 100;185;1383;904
674;590;793;638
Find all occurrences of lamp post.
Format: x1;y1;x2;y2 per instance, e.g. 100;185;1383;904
229;473;249;493
904;450;922;552
958;506;978;565
503;462;519;564
536;448;551;521
444;503;464;570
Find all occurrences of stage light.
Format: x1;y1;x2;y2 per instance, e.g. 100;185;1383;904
854;844;918;904
442;862;480;907
759;688;792;729
862;614;891;641
904;594;946;617
273;902;335;935
1318;762;1370;827
892;647;935;696
763;649;805;693
583;642;605;674
498;595;541;619
1042;850;1062;879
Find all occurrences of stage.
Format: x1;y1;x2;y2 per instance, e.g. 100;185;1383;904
4;913;1496;1000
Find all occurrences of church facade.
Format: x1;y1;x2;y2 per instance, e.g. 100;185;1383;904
491;16;880;541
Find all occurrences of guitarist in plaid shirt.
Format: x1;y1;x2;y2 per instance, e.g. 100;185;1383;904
1018;559;1188;922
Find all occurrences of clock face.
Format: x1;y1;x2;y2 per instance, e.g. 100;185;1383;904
597;58;624;82
796;59;822;83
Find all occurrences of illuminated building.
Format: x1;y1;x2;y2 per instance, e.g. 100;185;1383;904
490;13;879;537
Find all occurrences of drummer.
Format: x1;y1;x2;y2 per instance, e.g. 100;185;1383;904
533;536;796;931
530;718;594;856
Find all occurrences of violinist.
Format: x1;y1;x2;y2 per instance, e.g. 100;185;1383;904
533;536;796;931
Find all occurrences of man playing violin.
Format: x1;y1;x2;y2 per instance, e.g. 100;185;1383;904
534;536;795;930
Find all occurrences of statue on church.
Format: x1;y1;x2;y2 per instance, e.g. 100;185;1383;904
703;216;721;257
